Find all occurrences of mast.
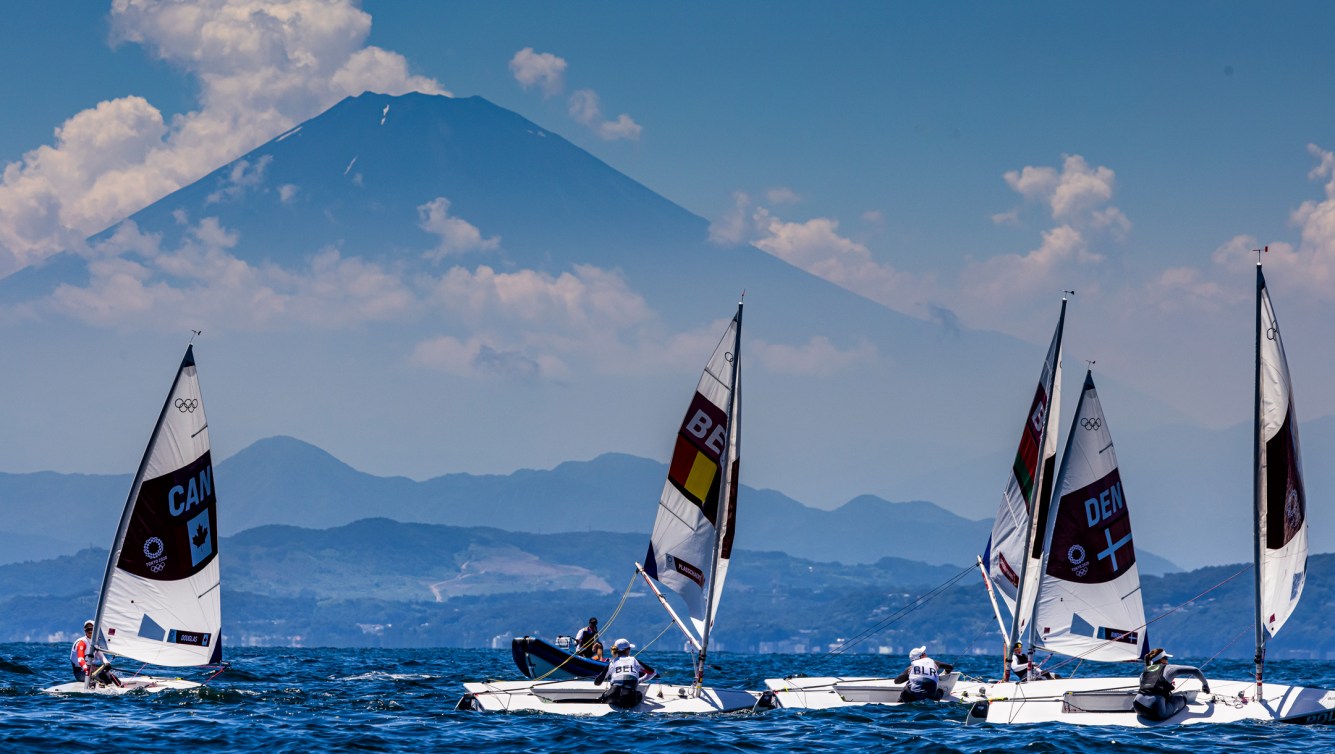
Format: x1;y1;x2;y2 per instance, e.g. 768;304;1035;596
91;345;195;659
1253;261;1265;696
1002;295;1066;679
696;299;742;685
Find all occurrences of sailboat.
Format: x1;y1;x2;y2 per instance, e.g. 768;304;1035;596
46;345;222;694
762;300;1069;710
459;301;771;715
968;264;1335;726
509;634;656;681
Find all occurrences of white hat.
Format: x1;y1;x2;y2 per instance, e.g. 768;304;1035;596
1147;648;1172;663
909;645;926;660
83;620;95;629
613;638;633;652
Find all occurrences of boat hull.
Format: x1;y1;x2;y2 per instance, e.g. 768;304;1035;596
510;636;655;681
458;679;770;716
964;676;1335;726
763;673;978;709
44;674;203;695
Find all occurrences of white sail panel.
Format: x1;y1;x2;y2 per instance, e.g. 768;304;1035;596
1258;275;1307;637
988;301;1064;638
705;352;741;633
645;313;740;639
1033;371;1145;662
97;347;221;667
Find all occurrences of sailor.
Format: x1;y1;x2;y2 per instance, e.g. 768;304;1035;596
595;638;645;710
70;620;120;686
1132;647;1210;721
1010;642;1058;681
574;617;599;658
895;645;955;702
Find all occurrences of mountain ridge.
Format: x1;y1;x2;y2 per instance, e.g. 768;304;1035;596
0;434;1180;574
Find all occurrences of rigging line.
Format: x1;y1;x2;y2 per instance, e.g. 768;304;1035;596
1200;626;1251;671
531;572;639;683
635;620;678;655
812;564;975;667
1043;564;1250;672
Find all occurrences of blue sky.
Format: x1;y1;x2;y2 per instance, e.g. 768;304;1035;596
0;1;1333;538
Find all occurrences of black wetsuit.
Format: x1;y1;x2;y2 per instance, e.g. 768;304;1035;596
1133;662;1210;721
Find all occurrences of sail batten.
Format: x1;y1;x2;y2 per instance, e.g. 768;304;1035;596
93;345;222;668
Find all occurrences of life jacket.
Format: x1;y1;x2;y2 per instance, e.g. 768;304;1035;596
609;655;642;687
574;627;598;656
906;657;940;693
1138;663;1173;696
1010;652;1030;674
70;636;95;669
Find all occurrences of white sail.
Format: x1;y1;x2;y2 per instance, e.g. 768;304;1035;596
94;346;221;668
987;299;1064;642
1257;268;1307;638
1032;370;1145;662
644;305;742;642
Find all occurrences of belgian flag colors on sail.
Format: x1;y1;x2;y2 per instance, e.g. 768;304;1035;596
645;306;741;642
94;345;222;668
1256;266;1308;639
1031;370;1146;663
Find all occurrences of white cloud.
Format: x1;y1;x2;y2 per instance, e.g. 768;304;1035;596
509;48;567;97
430;263;651;331
568;89;642;141
1003;154;1124;224
707;192;930;318
278;183;298;203
0;0;447;277
417;197;500;260
205;154;273;204
750;207;927;314
1285;143;1335;290
959;154;1126;312
708;191;751;245
411;335;551;380
46;217;418;331
765;187;801;205
960;224;1101;305
750;336;877;376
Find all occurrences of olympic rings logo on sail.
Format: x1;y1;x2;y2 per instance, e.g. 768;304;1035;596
1067;544;1089;577
175;398;199;413
143;536;168;573
1080;418;1102;431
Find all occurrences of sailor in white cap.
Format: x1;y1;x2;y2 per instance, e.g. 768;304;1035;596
895;645;955;702
595;638;647;709
1132;647;1211;721
69;619;119;686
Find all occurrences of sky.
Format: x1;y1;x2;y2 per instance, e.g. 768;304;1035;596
1;1;1333;517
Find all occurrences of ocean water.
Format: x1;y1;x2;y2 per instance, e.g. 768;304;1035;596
1;643;1332;752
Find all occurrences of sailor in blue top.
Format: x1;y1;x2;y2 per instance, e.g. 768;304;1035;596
595;638;646;709
895;645;954;702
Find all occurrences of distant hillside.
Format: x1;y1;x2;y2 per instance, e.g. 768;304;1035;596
0;435;1179;574
0;518;1327;658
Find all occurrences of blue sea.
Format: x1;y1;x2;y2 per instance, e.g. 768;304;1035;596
1;644;1331;752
